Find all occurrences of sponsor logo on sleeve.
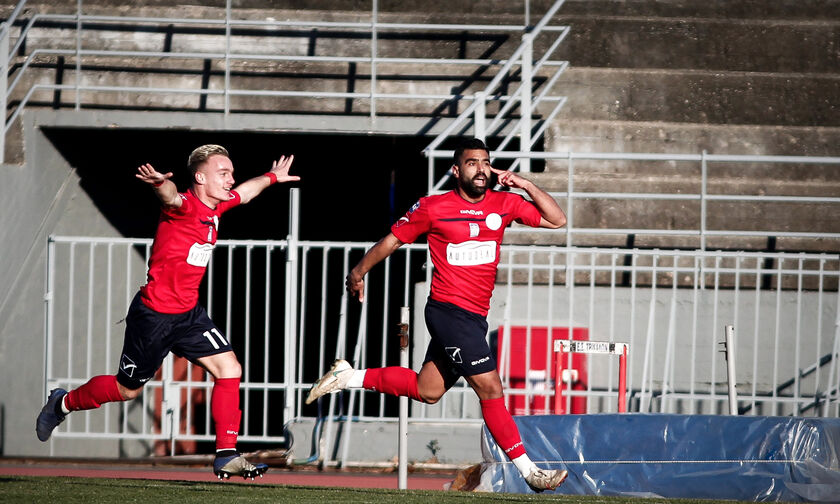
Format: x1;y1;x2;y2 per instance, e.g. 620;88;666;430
395;200;421;228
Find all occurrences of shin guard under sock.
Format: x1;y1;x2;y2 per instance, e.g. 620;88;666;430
212;377;241;451
480;397;527;459
362;367;422;402
65;375;124;411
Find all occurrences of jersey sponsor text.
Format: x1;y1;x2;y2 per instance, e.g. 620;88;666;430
187;242;215;267
446;240;496;266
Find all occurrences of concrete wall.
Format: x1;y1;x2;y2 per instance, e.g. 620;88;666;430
0;112;133;457
0;107;449;458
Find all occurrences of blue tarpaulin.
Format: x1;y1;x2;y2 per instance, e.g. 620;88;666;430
478;414;840;502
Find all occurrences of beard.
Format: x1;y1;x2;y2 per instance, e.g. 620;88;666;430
458;174;488;198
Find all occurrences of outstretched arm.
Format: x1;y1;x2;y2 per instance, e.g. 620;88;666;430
491;167;567;229
136;163;182;208
346;232;404;302
234;155;300;205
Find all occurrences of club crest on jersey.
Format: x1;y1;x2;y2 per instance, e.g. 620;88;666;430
200;215;219;241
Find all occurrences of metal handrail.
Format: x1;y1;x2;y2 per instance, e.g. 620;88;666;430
424;148;840;243
423;0;568;156
0;0;570;161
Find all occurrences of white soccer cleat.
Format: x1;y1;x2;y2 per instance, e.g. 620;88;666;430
213;453;268;480
305;359;354;404
525;468;568;491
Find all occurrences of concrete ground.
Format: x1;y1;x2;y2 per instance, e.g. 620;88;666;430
0;456;458;491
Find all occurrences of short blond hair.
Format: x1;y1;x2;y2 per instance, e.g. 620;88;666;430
188;144;229;174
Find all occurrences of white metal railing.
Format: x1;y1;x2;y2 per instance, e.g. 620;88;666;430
44;229;840;456
423;149;840;249
422;0;570;182
0;0;570;162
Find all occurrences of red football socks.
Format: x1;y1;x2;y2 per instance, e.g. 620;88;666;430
212;377;241;451
65;375;124;411
480;397;527;459
362;367;422;402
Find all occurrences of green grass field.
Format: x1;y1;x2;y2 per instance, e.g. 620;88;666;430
0;475;758;504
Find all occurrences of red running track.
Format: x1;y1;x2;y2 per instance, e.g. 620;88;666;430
0;461;456;491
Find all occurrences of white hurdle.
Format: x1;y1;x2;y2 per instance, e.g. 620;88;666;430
554;340;629;413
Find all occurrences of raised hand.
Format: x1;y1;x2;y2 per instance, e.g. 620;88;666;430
268;155;300;183
489;166;525;189
135;163;173;186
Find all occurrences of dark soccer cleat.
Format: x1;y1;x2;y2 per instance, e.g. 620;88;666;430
525;468;568;491
36;388;68;442
213;453;268;480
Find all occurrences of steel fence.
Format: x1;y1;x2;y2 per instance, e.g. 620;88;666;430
44;213;840;454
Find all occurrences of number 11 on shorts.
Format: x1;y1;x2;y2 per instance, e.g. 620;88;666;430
203;328;228;349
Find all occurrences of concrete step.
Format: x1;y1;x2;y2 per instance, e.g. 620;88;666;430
37;0;840;20
547;67;840;127
553;15;840;74
544;119;840;158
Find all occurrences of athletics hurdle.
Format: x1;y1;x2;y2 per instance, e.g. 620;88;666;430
554;340;628;413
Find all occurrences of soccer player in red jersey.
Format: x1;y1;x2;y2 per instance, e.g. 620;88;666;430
306;138;569;491
36;144;299;480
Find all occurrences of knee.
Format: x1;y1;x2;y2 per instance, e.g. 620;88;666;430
117;383;144;401
206;353;242;379
473;381;503;401
419;390;444;405
224;359;242;379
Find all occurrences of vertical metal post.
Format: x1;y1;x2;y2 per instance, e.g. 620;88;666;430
724;325;738;415
525;0;531;26
566;152;573;247
284;188;301;421
224;0;232;115
519;34;532;172
0;20;8;164
474;91;486;142
700;150;708;251
398;306;410;490
618;345;627;413
553;347;563;414
427;155;434;196
370;0;378;123
43;237;56;399
75;0;82;111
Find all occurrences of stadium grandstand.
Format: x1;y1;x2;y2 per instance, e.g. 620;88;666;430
1;0;838;499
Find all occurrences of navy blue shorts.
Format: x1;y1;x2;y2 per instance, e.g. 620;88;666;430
423;297;497;377
116;292;232;389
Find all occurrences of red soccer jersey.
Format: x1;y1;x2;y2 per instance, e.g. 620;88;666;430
140;189;241;313
391;190;541;316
